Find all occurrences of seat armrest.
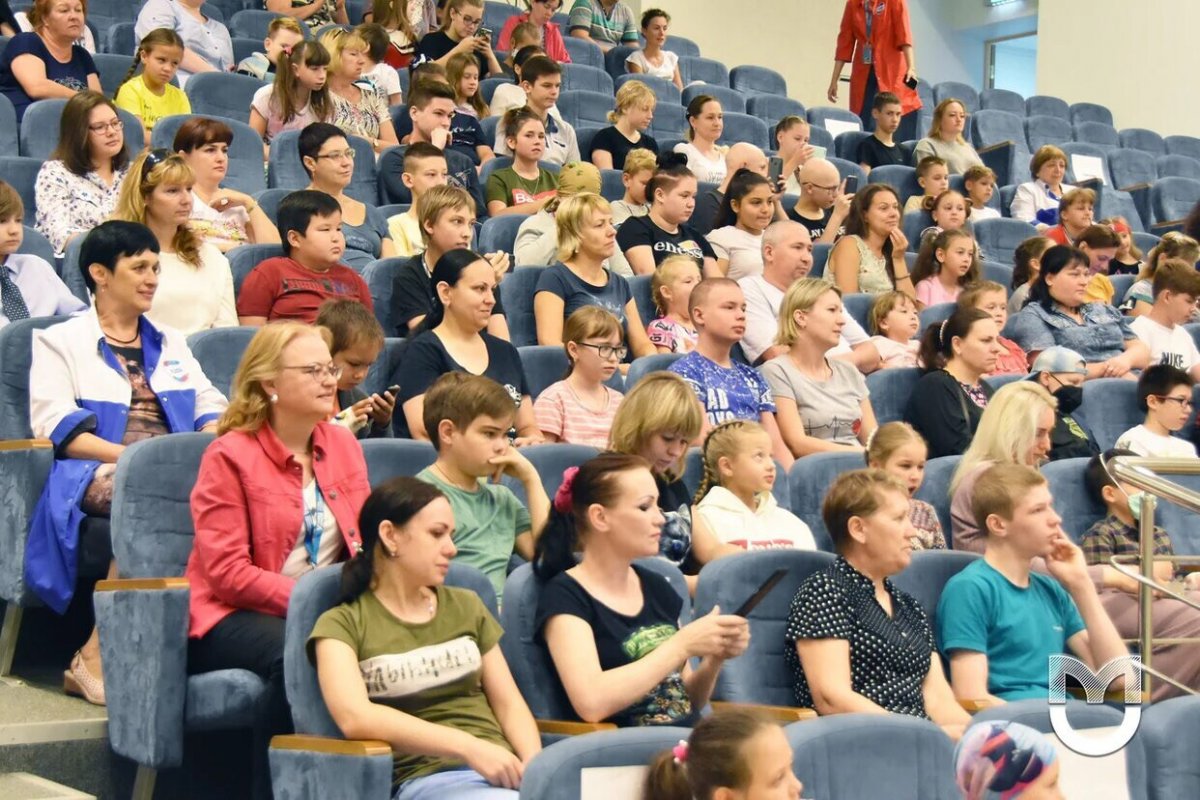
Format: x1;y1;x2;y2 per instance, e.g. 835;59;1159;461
536;719;618;736
710;701;818;723
94;577;190;769
269;735;394;800
960;698;1001;713
1152;219;1185;235
1121;184;1153;230
0;440;54;608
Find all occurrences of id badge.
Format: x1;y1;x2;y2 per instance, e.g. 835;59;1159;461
862;44;873;65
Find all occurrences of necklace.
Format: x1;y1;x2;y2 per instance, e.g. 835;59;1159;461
103;327;140;345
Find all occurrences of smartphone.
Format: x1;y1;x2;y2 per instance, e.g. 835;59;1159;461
843;175;859;194
733;569;789;617
904;75;919;90
385;384;401;397
477;27;492;39
768;156;784;186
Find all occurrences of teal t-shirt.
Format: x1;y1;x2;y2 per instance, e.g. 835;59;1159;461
936;559;1085;701
417;467;531;599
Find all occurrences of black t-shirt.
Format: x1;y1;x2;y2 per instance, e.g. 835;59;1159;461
616;215;716;266
903;370;994;459
535;564;693;727
785;205;837;241
857;135;906;170
389;254;505;337
0;0;21;33
1049;412;1100;461
396;329;528;436
414;30;488;77
450;111;487;165
1110;258;1141;276
589;126;659;171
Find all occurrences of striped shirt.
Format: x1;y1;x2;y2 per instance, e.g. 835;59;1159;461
533;380;623;448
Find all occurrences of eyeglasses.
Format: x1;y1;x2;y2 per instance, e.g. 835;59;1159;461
282;363;343;380
315;149;356;161
803;182;839;193
457;12;482;26
578;343;628;360
88;119;124;134
1157;395;1194;409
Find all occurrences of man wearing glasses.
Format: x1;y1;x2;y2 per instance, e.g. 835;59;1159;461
786;158;855;246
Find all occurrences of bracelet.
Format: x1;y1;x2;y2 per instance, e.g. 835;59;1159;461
894;272;912;282
246;203;258;214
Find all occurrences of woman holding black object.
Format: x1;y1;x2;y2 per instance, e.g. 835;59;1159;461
828;0;922;139
785;469;968;736
535;453;750;727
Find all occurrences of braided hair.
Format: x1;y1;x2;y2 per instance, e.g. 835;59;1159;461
115;28;184;98
692;420;765;504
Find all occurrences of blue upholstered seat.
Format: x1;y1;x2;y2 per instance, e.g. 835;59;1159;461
787;452;868;552
186;327;257;398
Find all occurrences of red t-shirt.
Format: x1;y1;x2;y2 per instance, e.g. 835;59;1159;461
1044;225;1071;246
236;257;374;323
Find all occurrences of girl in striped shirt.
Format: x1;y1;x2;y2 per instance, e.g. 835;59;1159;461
533;306;625;448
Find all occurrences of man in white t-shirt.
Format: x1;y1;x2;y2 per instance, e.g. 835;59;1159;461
739;220;880;373
1129;259;1200;380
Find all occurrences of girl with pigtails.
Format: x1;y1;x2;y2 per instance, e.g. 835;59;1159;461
690;420;816;567
311;476;542;798
113;28;189;140
642;709;805;800
533;453;751;727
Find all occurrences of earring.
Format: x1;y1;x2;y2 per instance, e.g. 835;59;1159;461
270;393;278;404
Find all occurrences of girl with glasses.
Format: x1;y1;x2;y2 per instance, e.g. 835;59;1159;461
534;306;626;447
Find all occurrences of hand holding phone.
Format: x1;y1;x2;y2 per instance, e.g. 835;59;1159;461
768;156;784;186
843;175;859;195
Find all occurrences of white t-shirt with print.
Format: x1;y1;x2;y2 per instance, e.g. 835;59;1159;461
1130;316;1200;372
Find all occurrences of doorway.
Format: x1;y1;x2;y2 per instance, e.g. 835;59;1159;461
986;33;1038;97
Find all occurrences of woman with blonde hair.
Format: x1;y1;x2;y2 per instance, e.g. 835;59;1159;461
320;27;398;152
608;371;705;574
912;98;983;175
948;380;1057;550
590;79;659;171
761;278;877;458
185;321;370;764
533;192;655;356
111;149;237;335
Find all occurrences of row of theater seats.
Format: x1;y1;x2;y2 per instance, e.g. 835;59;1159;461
83;431;1200;798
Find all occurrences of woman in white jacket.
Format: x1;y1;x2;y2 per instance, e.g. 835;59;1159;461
691;420;816;566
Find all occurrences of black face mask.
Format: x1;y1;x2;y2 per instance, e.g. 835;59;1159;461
1053;384;1083;415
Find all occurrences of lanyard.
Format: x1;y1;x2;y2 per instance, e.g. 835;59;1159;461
863;0;875;65
303;481;327;567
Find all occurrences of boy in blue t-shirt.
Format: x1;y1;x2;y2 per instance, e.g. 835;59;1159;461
937;464;1129;706
669;278;793;469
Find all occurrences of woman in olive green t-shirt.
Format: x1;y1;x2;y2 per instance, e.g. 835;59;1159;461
310;477;541;796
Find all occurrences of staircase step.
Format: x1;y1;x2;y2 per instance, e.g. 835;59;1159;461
0;772;96;799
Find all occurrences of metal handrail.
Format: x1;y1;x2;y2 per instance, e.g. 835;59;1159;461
1105;456;1200;699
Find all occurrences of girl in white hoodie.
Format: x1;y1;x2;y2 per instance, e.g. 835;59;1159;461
692;420;817;566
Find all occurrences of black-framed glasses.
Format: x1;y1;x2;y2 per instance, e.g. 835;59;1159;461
141;148;176;180
578;343;628;360
1157;395;1194;409
282;363;343;380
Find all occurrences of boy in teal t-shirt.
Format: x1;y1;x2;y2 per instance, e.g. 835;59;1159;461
416;372;549;600
937;464;1129;706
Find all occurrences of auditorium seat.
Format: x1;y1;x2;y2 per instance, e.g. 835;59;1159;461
479;75;511;105
1070;101;1114;127
901;210;929;253
556;89;613;130
94;433;268;794
918;301;956;332
184;71;267;126
979;88;1025;115
729;65;786;98
1073;121;1120;151
497;266;542;347
249;188;290;226
186;326;257;398
1121;128;1168;157
866;367;921;427
678;55;728;88
615;73;680;106
60;236;90;302
1109;148;1158;191
562;36;603;70
518;345;624;400
477;213;528;259
972;218;1036;265
971;109;1027;151
788;452;866;551
152;114;267;195
520;727;695;800
360;438;436;485
268;560;496;799
1165;135;1200;162
627;274;655;332
661;34;700;58
1099;186;1149;233
1151;177;1200;227
599;168;623;202
833;130;870;163
1024;114;1073;152
230;9;287;40
807;106;862;134
827;157;866;190
933;80;979;114
1156;154;1200;182
647;101;684;142
360;257;398;334
104;21;136;56
693;549;831;710
1062;143;1116;191
227;243;285;295
93;52;135;97
0;157;40;224
560;63;614;95
746;94;805;131
867;164;921;207
716;111;768;150
624;352;682;388
913;454;958;546
20;99;144;160
982;260;1013;290
1043;457;1107;541
502;443;600;507
841;292;873;331
891;550;979;627
602;44;636;82
268;130;379;205
786;714;960;800
682;82;745;114
1025;94;1069;120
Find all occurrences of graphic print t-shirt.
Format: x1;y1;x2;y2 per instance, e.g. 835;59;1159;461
615;215;717;267
535;564;692;727
309;586;511;788
670;351;776;426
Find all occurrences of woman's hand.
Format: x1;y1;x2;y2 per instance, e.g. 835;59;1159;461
484;251;510;284
827;79;839;104
677;607;751;660
904;68;918;86
463;738;524;789
889;226;909;257
209;188;253;210
1103;352;1135;378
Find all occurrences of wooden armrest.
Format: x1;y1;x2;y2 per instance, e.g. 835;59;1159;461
1066;686;1128;703
1152;219;1186;234
1118;182;1151;193
977;141;1015;154
536;719;617;736
959;699;996;713
270;734;391;757
95;577;189;592
1074;178;1103;191
710;701;818;723
0;438;52;451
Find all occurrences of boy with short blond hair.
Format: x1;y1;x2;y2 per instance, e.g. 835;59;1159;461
1130;259;1200;380
1045;188;1095;246
904;156;949;214
0;180;86;326
417;372;549;598
236;16;304;80
386;142;449;257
